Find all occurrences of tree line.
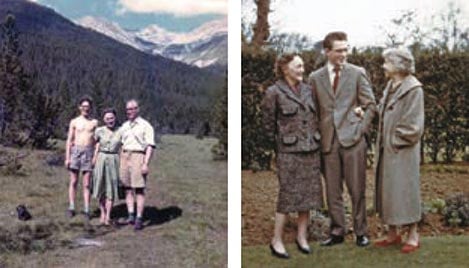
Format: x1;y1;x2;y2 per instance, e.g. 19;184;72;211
0;11;226;149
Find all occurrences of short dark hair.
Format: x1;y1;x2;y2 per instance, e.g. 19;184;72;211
78;95;93;107
274;53;298;80
323;31;347;50
101;107;117;118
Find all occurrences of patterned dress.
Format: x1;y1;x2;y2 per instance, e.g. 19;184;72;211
92;126;121;201
276;152;322;213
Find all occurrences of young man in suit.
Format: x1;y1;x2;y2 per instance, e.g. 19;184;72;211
308;32;376;247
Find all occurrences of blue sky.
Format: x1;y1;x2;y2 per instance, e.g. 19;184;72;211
33;0;227;32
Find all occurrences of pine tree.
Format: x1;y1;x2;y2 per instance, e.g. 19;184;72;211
212;73;227;160
0;13;31;146
0;13;61;148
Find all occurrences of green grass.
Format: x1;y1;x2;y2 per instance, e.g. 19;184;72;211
0;135;227;267
242;236;469;268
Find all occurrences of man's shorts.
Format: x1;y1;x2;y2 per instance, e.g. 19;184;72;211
119;151;146;188
69;145;94;172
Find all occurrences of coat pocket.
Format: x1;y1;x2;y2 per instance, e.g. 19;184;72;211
313;131;321;141
280;105;298;116
282;136;298;145
347;111;362;124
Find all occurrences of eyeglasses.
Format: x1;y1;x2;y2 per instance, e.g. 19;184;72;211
126;107;138;111
332;48;348;53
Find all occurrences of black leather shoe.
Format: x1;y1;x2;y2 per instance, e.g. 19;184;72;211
320;235;344;246
269;244;290;259
356;235;370;247
295;239;312;254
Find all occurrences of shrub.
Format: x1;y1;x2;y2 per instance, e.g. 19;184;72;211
443;192;469;227
423;198;446;214
242;47;469;170
211;143;227;161
462;153;469;162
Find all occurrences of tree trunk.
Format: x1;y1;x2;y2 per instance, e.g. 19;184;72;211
252;0;270;47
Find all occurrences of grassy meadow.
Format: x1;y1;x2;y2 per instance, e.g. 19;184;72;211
0;135;227;267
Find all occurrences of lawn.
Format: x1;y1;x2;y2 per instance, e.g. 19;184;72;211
242;235;469;268
242;164;469;267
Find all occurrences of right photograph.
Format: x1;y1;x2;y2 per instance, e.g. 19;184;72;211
241;0;469;266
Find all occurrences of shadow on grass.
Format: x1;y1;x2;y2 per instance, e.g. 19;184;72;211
109;203;182;227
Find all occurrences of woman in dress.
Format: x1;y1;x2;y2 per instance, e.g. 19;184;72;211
262;53;323;258
92;108;121;226
374;48;424;253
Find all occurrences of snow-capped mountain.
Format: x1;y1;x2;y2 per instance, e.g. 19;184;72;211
76;16;227;70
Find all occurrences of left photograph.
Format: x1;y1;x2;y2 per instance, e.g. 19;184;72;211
0;0;227;267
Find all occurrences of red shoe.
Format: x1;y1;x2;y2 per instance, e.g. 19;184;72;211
401;242;420;253
374;235;402;247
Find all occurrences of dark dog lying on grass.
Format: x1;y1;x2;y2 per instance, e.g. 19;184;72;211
17;205;32;221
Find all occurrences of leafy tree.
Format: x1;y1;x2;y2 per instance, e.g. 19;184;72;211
430;2;469;52
267;32;315;54
381;2;469;52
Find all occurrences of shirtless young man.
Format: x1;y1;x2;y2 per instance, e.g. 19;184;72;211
65;96;98;219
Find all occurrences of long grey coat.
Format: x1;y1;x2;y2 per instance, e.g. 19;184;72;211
374;75;424;225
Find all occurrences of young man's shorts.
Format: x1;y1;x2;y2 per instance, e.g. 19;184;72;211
69;145;94;172
119;151;146;188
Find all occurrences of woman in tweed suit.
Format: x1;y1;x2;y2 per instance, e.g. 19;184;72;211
262;53;323;258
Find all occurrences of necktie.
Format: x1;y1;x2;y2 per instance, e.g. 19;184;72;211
332;66;340;93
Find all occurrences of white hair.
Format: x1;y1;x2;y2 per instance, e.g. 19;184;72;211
382;48;415;74
126;99;139;107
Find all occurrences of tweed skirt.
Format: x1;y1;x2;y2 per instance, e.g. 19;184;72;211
276;152;323;213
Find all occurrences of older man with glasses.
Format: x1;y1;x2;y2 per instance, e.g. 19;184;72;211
119;99;155;230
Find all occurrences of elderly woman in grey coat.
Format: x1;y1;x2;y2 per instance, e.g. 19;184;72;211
374;48;424;253
262;53;323;259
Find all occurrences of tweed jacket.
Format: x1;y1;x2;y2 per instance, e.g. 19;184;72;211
262;80;321;153
308;63;376;152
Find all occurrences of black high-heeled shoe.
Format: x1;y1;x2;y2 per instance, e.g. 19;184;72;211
295;239;312;254
269;244;290;259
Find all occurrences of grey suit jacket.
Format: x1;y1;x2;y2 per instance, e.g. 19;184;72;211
308;63;376;153
262;80;321;153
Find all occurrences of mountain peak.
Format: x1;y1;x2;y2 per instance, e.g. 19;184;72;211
75;16;226;70
75;16;141;48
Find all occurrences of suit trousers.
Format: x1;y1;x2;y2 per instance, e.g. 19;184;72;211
322;131;368;236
